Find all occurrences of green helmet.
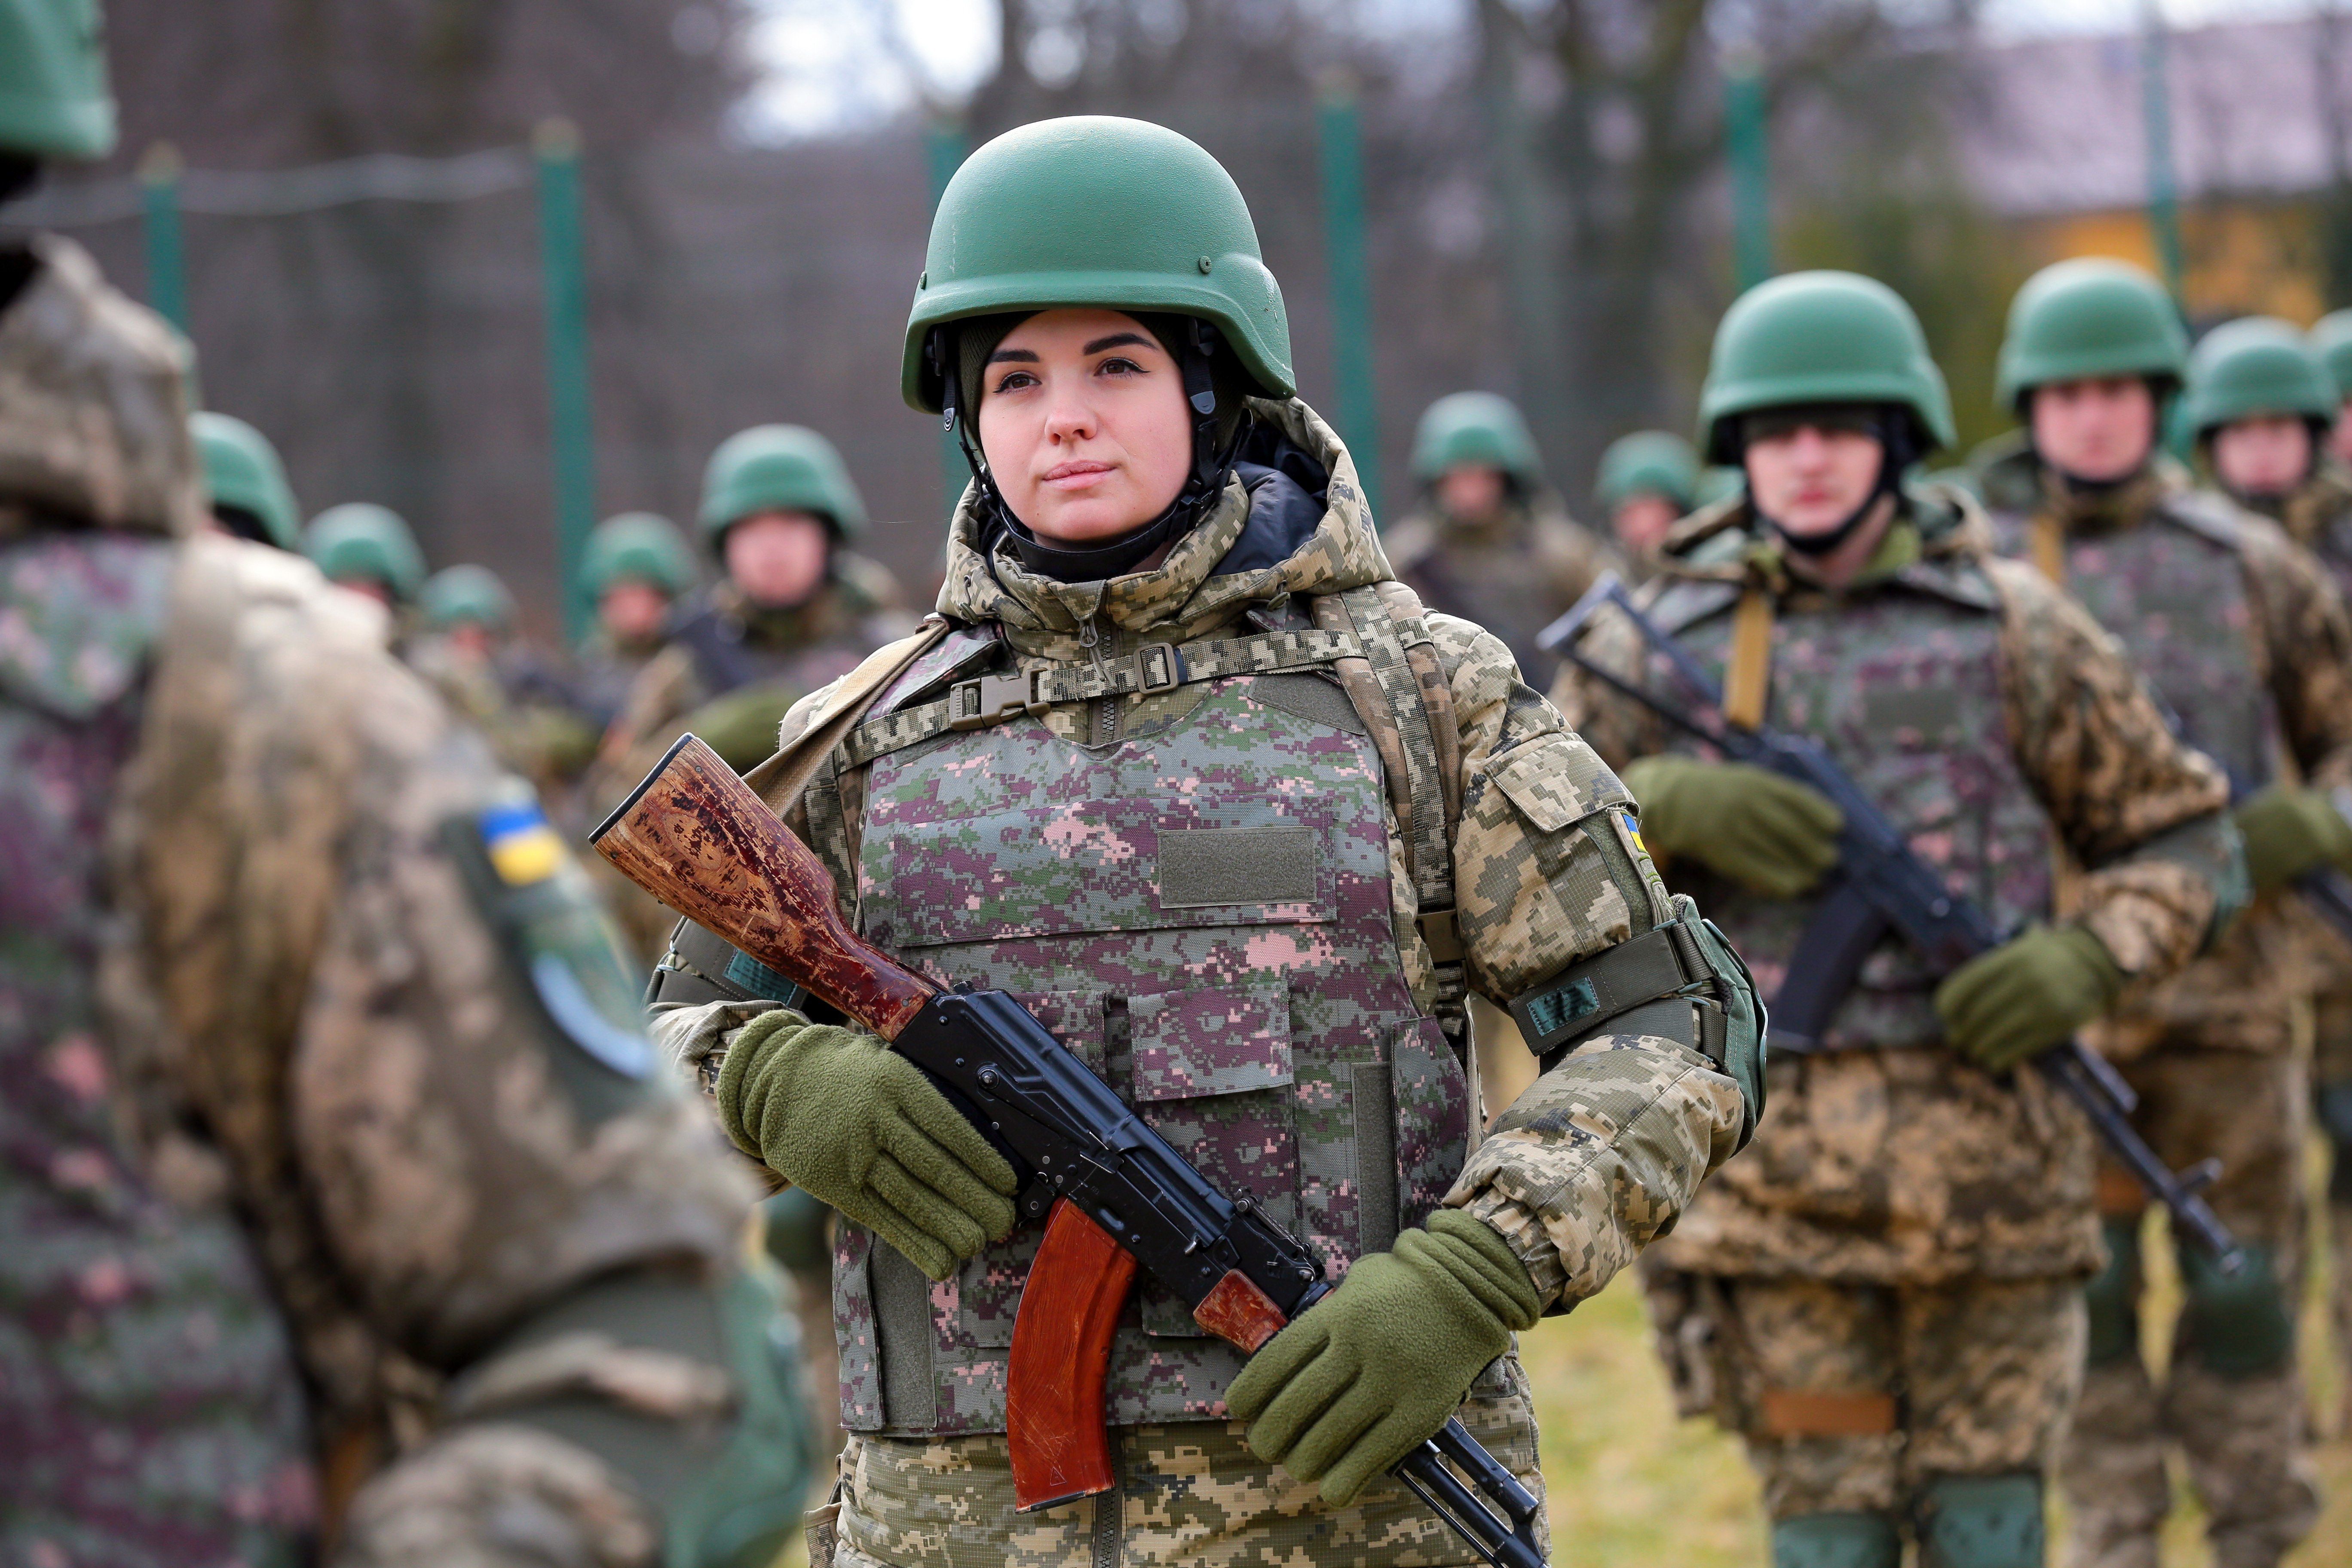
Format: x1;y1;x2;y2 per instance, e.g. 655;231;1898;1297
421;564;514;632
191;410;299;550
2182;316;2336;438
1694;465;1746;509
1994;257;2187;410
698;425;867;542
585;511;695;598
1697;270;1955;463
1595;430;1698;511
1409;392;1544;484
2312;309;2352;400
0;0;114;161
902;116;1292;413
304;502;426;602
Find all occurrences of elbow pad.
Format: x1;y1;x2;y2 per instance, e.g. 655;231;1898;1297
1505;893;1764;1147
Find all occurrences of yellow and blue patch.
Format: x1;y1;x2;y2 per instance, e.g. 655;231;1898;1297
481;799;566;886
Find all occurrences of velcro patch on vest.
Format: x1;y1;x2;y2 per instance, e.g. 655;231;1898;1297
1157;825;1318;908
1522;976;1602;1037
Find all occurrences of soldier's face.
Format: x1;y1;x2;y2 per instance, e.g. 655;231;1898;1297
976;308;1194;545
1742;424;1883;539
1435;464;1507;523
2209;414;2312;498
2028;377;2156;483
332;575;394;608
2331;400;2352;466
600;581;671;643
724;510;831;609
447;623;496;660
1611;494;1680;557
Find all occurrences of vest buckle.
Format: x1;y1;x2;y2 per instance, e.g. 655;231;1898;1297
1134;642;1182;695
948;668;1050;731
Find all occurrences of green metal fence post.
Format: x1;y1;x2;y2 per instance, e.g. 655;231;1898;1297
1724;55;1772;292
534;119;597;643
1316;81;1383;521
138;142;188;334
2141;1;2186;303
927;118;968;524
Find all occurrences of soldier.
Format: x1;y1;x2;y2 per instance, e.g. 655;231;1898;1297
192;408;300;549
1384;389;1623;682
2312;307;2352;469
303;500;426;619
410;563;599;800
1594;429;1699;570
0;3;810;1561
1977;257;2345;1568
576;509;698;733
643;116;1760;1568
1557;270;2239;1568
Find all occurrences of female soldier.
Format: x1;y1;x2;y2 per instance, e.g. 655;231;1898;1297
652;116;1758;1568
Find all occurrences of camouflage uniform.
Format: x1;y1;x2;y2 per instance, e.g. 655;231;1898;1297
1555;483;2238;1531
590;568;913;961
1381;494;1620;687
406;632;601;805
652;398;1755;1567
2238;458;2352;1428
1978;440;2343;1568
0;232;800;1566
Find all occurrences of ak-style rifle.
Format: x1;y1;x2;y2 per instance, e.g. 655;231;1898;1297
1539;575;2244;1271
594;736;1549;1568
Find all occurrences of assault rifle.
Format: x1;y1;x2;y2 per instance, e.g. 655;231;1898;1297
594;736;1549;1568
1539;575;2245;1272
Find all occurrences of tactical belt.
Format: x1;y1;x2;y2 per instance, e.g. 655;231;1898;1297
840;628;1363;766
1507;921;1713;1068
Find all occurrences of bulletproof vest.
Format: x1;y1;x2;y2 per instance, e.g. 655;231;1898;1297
1651;561;2055;1050
1999;497;2278;795
0;532;313;1557
829;608;1478;1436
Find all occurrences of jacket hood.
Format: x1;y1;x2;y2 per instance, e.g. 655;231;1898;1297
935;397;1390;657
0;234;203;539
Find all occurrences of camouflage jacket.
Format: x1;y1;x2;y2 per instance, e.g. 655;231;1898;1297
1557;485;2236;1282
1980;445;2352;1055
1;236;763;1566
406;633;600;798
2251;460;2352;605
655;398;1751;1390
1382;490;1623;684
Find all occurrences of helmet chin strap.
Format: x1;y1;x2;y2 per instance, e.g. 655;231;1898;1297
932;320;1247;583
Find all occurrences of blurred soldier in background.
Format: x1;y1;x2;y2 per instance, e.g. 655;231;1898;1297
2312;308;2352;471
0;3;811;1561
1978;257;2343;1568
1385;389;1622;683
410;563;599;800
576;509;698;733
193;408;300;550
1562;271;2239;1568
303;499;426;628
590;423;908;959
1593;428;1698;572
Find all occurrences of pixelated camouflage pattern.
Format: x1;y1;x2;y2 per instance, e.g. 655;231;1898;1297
1383;491;1624;682
1642;1271;2082;1521
1559;488;2231;1282
0;236;204;542
336;1423;659;1568
0;530;317;1567
662;398;1746;1445
2057;1045;2320;1568
824;1366;1543;1568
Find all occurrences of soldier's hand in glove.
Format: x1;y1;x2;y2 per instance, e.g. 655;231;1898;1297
2233;784;2352;892
1621;755;1845;898
1226;1210;1539;1507
1932;923;2123;1073
717;1013;1017;1281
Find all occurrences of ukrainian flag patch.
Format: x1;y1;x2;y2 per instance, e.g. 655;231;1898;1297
481;800;565;886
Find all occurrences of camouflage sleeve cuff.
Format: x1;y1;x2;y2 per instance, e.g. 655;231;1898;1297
648;997;787;1099
1440;1037;1746;1314
2073;821;2236;977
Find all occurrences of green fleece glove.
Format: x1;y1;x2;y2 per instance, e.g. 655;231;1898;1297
1621;754;1845;898
1226;1210;1540;1507
2233;784;2352;892
716;1014;1017;1281
1933;924;2124;1073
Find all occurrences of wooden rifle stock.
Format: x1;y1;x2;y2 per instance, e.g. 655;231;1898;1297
591;733;935;1037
